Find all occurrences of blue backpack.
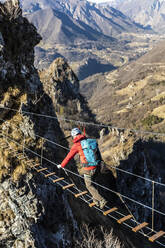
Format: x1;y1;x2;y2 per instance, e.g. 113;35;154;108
80;139;101;167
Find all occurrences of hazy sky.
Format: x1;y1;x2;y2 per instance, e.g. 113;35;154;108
88;0;112;3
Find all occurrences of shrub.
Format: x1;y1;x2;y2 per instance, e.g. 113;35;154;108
75;224;123;248
141;115;163;128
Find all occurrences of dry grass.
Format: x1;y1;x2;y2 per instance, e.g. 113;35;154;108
152;105;165;118
0;110;39;182
115;108;129;114
12;163;27;182
1;87;22;105
118;99;129;105
0;208;15;222
151;91;165;101
99;132;135;174
116;79;148;97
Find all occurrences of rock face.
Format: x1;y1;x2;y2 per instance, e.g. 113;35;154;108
0;1;164;248
0;1;79;247
0;2;117;248
21;0;145;37
39;58;95;127
99;129;163;230
109;0;165;32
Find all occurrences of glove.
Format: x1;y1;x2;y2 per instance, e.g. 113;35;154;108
57;164;62;169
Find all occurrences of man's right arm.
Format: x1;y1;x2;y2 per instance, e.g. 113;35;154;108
61;144;78;168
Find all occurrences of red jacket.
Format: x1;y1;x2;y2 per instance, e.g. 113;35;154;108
61;134;96;170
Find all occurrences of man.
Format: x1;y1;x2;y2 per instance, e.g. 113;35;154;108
57;128;107;209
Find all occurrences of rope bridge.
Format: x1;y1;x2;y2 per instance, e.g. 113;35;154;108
0;106;165;246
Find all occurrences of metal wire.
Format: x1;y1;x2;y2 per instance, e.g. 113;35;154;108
1;105;165;137
3;133;165;218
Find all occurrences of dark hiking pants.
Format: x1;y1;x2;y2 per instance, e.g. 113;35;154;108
79;167;104;202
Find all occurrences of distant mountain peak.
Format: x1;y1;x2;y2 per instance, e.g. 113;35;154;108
22;0;146;39
107;0;165;32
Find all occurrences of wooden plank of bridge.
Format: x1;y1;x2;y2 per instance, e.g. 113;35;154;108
132;222;148;232
149;231;165;242
37;167;48;172
17;154;24;158
18;156;26;160
89;202;97;207
8;150;18;154
26;159;34;164
62;184;75;190
103;207;118;216
53;177;65;183
117;215;133;224
30;163;40;168
75;191;88;198
45;172;56;178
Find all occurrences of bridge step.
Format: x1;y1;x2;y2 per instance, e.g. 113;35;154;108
53;177;65;183
132;222;148;232
8;150;18;154
26;159;35;164
37;167;48;172
103;207;118;216
31;163;40;168
17;154;24;159
149;231;165;242
117;215;132;224
75;191;88;198
89;202;97;207
45;172;56;178
18;156;26;160
62;184;75;190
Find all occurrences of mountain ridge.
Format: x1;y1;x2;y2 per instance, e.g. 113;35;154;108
102;0;165;32
21;0;147;37
27;7;116;46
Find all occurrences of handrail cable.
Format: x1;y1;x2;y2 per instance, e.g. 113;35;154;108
1;136;165;247
0;116;164;188
0;108;165;188
0;114;164;222
20;155;165;247
3;132;165;218
36;133;165;187
1;105;165;137
17;156;165;246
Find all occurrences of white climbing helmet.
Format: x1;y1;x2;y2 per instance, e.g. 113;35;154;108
71;128;81;137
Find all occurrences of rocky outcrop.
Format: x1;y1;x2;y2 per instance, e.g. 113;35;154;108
99;128;163;230
0;1;79;247
39;57;97;137
0;2;118;248
0;2;163;248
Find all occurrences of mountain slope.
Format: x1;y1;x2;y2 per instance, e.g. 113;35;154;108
26;7;116;46
106;0;165;32
82;40;165;132
21;0;146;37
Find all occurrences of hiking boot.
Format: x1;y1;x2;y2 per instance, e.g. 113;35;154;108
99;199;107;209
93;199;99;207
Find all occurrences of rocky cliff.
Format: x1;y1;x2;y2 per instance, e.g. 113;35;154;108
99;129;163;230
0;1;80;247
0;1;122;248
0;1;164;248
